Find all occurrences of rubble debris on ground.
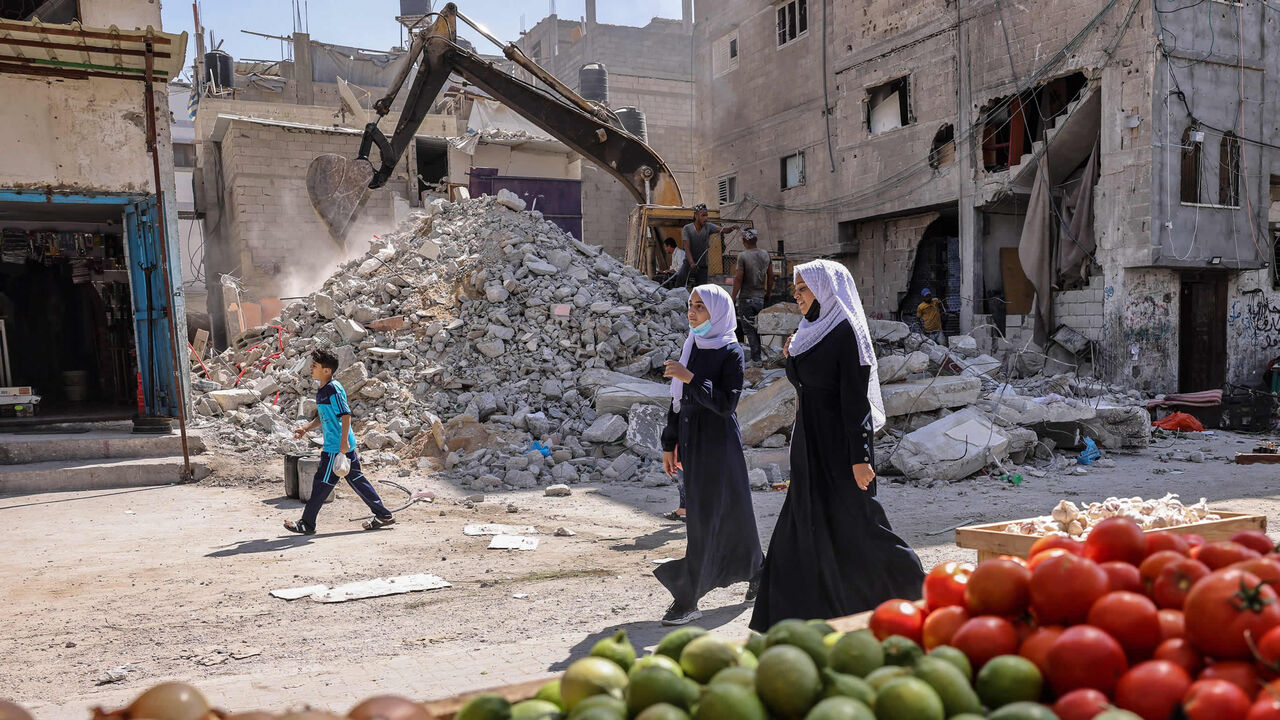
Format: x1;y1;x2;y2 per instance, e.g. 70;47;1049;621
270;574;452;603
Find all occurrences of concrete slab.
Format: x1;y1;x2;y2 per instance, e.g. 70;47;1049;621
0;456;211;495
890;407;1011;482
0;430;207;465
880;376;982;417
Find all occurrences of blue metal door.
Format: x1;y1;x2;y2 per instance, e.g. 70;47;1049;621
125;198;179;416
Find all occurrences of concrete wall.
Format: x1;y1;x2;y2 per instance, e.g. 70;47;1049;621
80;0;162;30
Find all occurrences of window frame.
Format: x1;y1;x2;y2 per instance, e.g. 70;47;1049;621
776;0;809;49
172;142;197;169
1179;124;1203;205
866;76;914;135
717;174;738;205
1218;131;1241;208
713;29;740;78
780;151;806;190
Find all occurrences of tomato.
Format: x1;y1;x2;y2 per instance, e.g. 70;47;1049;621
1185;569;1280;661
1233;530;1277;556
1030;553;1110;625
1102;561;1144;593
1184;678;1254;719
1030;534;1085;559
951;615;1020;671
1053;688;1112;720
1254;625;1280;675
1198;541;1263;570
1233;557;1280;586
1158;609;1185;640
1087;591;1162;662
1028;548;1072;571
921;605;969;650
1201;661;1261;698
1084;517;1147;566
1046;625;1129;696
1154;638;1204;676
869;599;926;643
923;561;973;611
1152;558;1212;610
1185;533;1207;550
1249;685;1280;720
1141;550;1190;592
1019;625;1066;677
1147;531;1191;557
1114;660;1192;720
965;558;1031;617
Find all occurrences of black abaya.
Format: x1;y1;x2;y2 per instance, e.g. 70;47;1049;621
656;341;763;609
749;320;924;631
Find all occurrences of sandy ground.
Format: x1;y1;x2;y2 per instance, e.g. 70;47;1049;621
3;428;1278;717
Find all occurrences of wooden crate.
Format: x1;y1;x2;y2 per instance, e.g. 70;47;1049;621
956;511;1266;562
421;609;876;719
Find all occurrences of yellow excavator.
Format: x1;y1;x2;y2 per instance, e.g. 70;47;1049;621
306;3;746;277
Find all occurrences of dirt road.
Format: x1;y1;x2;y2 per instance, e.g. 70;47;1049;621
3;428;1276;717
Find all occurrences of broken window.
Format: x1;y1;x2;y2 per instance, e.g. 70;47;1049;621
980;72;1086;172
776;0;808;48
930;124;955;169
717;175;738;205
867;77;912;135
780;152;805;190
531;41;543;63
837;220;861;254
1181;124;1203;204
1219;131;1240;207
173;143;197;169
1;0;77;22
713;30;739;78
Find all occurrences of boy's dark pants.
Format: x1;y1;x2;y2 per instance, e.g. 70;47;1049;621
300;450;392;531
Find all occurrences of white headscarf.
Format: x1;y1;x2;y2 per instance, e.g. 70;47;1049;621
671;284;737;412
789;259;886;432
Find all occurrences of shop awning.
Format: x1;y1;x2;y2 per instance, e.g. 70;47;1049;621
0;17;187;82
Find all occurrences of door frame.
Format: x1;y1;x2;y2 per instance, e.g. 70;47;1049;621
1178;270;1228;393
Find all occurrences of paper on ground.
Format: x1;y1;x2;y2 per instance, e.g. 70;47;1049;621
488;535;539;550
270;584;328;600
270;574;451;603
464;523;537;536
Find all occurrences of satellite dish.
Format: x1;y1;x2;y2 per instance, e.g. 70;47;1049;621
336;76;370;127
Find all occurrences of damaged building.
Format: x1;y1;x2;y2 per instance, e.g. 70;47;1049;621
694;0;1280;395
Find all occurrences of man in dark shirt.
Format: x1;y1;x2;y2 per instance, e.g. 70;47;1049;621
732;229;773;363
680;204;720;288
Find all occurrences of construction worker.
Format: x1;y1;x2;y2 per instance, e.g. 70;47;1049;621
916;288;946;344
731;229;773;364
680;204;725;288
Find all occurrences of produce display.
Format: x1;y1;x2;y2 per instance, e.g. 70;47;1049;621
1004;494;1220;537
8;521;1280;720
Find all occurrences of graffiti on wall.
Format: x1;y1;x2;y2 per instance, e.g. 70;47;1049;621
1121;294;1174;348
1228;295;1280;345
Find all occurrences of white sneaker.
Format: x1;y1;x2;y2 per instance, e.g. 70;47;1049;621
661;603;703;626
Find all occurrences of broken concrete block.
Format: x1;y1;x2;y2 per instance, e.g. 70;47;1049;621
869;319;910;343
496;188;527;212
760;434;787;448
525;258;559;276
334;317;368;344
880;376;982;417
583;413;628;443
625;403;666;460
208;389;259;411
485;285;510;303
544;483;572;497
987;395;1049;426
1094;405;1152;449
758;308;801;335
487;324;515;341
890;407;1011;482
583;369;671;416
737;378;798;447
948;334;978;354
314;293;337;319
367;316;406;333
545;249;573;272
878;351;930;383
475;339;506;358
335;362;369;391
604;452;640;482
748;468;770;491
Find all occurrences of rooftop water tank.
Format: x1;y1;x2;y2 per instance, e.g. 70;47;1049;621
579;62;608;104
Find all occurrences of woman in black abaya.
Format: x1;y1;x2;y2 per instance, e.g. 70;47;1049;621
656;284;764;626
749;260;924;631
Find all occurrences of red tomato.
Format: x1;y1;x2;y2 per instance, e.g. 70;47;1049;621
965;558;1031;617
1047;625;1129;696
1249;691;1280;720
1233;557;1280;586
1102;561;1144;593
868;599;925;643
1053;688;1112;720
1199;541;1263;570
1028;548;1072;572
1253;625;1280;674
921;605;969;650
1154;638;1204;676
1158;609;1186;640
923;561;973;611
1084;517;1147;566
1030;553;1110;626
1232;530;1277;556
1201;661;1262;698
1185;569;1280;661
1030;534;1085;559
1019;625;1066;677
1184;678;1254;719
952;615;1020;671
1141;550;1190;592
1185;533;1207;550
1087;591;1162;662
1147;531;1191;557
1152;558;1212;610
1114;660;1192;720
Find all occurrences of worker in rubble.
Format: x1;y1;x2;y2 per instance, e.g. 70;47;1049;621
657;284;763;626
750;260;923;631
679;204;730;288
659;237;688;290
284;348;396;535
916;288;947;344
731;229;774;364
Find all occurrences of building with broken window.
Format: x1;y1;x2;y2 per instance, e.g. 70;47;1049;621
694;0;1280;394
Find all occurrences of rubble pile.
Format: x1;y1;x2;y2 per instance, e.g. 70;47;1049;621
191;194;701;490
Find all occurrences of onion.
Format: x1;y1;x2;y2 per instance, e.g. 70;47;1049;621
126;682;212;720
347;697;430;720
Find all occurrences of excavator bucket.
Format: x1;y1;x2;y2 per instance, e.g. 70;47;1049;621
306;153;376;240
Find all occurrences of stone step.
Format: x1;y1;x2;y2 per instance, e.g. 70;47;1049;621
0;430;205;465
0;456;211;495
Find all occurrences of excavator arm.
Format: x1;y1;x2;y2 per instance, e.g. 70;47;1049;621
306;2;682;240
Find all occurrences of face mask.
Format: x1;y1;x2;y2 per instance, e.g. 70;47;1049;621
692;320;713;336
805;299;822;322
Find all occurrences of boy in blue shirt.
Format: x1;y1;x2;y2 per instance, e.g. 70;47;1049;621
284;348;395;534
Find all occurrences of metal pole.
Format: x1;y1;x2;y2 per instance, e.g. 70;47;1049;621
144;41;194;482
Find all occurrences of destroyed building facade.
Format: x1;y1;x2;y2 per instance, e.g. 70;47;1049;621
694;0;1280;394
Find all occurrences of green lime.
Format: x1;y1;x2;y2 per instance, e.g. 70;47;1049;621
635;703;690;720
511;699;561;719
1092;711;1141;720
627;667;698;715
456;694;512;720
756;644;822;720
803;697;874;720
807;619;837;636
821;668;876;708
824;632;847;649
534;680;563;708
567;695;625;720
656;627;708;660
986;701;1061;720
975;655;1043;709
872;677;944;720
709;665;756;688
766;619;829;669
863;665;911;691
680;635;742;684
830;630;885;678
925;646;971;680
880;636;922;667
590;630;636;672
910;656;982;717
560;657;628;711
693;683;767;720
745;631;767;658
632;654;684;678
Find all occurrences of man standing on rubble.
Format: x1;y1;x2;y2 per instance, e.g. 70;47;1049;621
732;229;773;364
916;288;947;345
680;204;728;288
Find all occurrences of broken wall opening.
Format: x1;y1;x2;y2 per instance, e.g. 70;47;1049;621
1;0;77;22
981;73;1087;172
930;124;955;169
898;216;960;335
415;137;449;198
867;77;912;135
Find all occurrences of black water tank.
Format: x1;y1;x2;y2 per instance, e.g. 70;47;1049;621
579;62;608;103
204;49;234;91
399;0;430;15
616;106;647;143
